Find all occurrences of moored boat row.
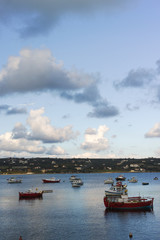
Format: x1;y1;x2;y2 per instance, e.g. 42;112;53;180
7;174;155;208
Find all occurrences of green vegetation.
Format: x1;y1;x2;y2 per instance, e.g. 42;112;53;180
0;157;160;174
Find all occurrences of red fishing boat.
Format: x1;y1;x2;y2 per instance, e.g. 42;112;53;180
104;194;154;211
19;189;43;199
42;177;61;183
115;175;126;181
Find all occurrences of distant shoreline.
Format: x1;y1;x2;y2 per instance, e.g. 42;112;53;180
1;157;160;174
1;171;159;176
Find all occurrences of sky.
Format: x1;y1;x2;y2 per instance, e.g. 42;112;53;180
0;0;160;159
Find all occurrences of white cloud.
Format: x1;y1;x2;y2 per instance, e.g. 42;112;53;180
0;108;78;157
27;108;78;143
81;125;109;152
73;152;100;158
46;145;66;155
145;122;160;138
0;132;45;154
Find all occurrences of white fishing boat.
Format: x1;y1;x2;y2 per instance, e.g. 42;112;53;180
69;175;77;182
72;182;81;187
105;184;127;196
104;178;114;184
115;175;126;181
71;178;83;187
7;177;22;183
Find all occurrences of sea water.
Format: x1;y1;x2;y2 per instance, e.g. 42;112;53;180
0;172;160;240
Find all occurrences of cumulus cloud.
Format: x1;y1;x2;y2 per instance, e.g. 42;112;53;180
145;123;160;138
114;68;155;89
0;48;94;96
0;0;127;37
0;108;77;156
12;122;28;139
0;48;119;119
46;145;66;155
27;108;78;143
0;132;45;154
81;125;109;152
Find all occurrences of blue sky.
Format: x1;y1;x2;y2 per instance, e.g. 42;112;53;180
0;0;160;158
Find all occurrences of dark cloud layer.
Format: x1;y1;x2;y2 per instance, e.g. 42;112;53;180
114;59;160;104
114;68;154;89
61;87;119;118
0;0;127;37
0;104;27;115
0;105;9;111
7;107;27;115
88;100;119;118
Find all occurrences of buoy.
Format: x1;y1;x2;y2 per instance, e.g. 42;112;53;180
129;232;133;238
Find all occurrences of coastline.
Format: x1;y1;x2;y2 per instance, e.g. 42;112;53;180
1;170;158;176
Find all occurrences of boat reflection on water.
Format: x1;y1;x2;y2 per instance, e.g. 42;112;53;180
104;207;154;215
19;197;43;202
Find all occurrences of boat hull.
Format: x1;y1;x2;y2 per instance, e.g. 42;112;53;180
104;197;154;210
42;179;60;183
19;192;43;199
115;177;126;181
104;180;114;184
105;191;123;196
72;183;81;187
7;177;22;183
8;180;22;183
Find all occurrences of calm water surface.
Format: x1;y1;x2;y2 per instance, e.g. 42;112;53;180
0;172;160;240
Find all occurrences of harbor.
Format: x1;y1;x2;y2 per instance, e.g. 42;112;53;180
0;172;159;240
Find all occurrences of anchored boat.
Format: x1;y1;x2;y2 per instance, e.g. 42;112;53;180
42;177;61;183
19;189;43;199
104;195;154;211
115;175;126;181
104;178;114;184
104;185;154;211
129;177;138;183
7;177;22;183
71;178;83;187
